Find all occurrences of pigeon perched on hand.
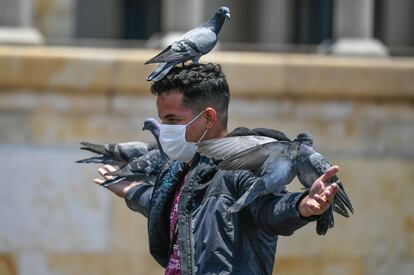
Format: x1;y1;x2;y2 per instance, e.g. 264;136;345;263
76;141;154;166
197;131;353;235
294;132;354;235
145;6;230;81
76;118;163;167
102;118;168;187
101;148;166;187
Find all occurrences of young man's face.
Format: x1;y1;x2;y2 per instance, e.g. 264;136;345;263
156;90;208;143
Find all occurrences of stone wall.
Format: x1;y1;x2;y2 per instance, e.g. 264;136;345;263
0;46;413;274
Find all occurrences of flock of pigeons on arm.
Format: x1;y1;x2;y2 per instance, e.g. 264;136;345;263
76;6;353;235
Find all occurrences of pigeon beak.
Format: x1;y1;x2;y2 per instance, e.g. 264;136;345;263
226;13;230;20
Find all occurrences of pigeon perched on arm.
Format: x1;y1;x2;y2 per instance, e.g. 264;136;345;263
145;6;230;81
197;130;353;235
294;132;354;235
76;141;154;166
102;118;168;187
197;135;298;212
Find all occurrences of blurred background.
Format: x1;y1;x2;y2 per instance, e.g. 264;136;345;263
0;0;413;274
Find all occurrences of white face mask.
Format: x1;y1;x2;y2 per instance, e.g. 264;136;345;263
159;111;208;162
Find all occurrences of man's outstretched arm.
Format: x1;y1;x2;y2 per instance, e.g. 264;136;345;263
247;166;340;236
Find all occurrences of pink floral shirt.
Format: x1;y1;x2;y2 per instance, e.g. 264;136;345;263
165;179;185;275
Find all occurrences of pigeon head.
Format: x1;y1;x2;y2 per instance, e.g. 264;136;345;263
142;118;161;136
206;6;230;34
295;132;313;146
218;6;231;20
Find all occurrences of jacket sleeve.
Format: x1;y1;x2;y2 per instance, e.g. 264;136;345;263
124;183;154;218
234;170;317;236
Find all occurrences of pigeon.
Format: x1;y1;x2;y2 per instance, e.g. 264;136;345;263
76;141;154;166
142;117;167;159
197;135;298;213
76;118;163;166
294;132;354;235
197;131;353;235
102;118;169;187
145;6;230;81
102;148;166;187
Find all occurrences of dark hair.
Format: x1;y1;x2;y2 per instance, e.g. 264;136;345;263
151;63;230;127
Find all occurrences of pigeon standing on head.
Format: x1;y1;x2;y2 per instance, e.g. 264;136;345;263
294;132;354;235
145;6;230;81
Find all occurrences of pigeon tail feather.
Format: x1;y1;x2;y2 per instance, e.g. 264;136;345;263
147;62;178;81
80;142;107;155
145;46;172;64
102;176;127;187
316;204;334;235
76;156;105;164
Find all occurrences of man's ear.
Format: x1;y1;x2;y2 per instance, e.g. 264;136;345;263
204;107;217;128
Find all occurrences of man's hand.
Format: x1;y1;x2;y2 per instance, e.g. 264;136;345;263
94;164;139;198
298;165;340;218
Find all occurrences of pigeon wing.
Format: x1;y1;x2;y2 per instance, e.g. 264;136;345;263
118;141;150;160
146;28;216;64
182;27;217;53
219;141;291;174
197;135;277;161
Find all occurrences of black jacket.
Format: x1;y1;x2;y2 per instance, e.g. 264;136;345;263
125;155;313;275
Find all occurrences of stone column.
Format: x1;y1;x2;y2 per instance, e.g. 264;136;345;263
154;0;205;48
0;0;32;27
334;0;374;38
161;0;205;32
377;0;414;48
255;0;293;44
0;0;43;44
330;0;388;56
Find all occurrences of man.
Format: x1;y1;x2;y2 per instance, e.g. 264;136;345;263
95;63;339;275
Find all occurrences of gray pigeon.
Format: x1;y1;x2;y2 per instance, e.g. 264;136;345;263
294;132;354;235
145;6;230;81
76;141;154;166
142;117;167;159
197;132;353;235
76;118;163;167
102;148;167;187
197;135;298;213
102;118;169;187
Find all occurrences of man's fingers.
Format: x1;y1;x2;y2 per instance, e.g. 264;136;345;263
94;178;104;184
319;183;338;204
104;164;117;172
313;193;327;205
98;167;114;180
320;165;339;183
98;167;108;177
325;183;338;201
